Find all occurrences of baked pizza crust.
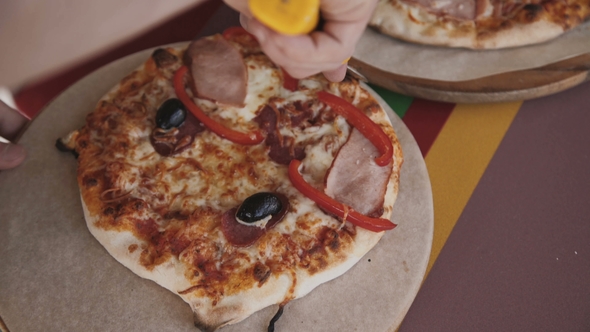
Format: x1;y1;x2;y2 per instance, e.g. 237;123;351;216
80;106;401;331
369;0;586;49
70;38;403;331
83;193;393;331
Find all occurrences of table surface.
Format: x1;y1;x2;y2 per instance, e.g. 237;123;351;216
10;1;590;331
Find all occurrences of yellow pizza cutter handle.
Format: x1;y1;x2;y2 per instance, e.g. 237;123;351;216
248;0;320;36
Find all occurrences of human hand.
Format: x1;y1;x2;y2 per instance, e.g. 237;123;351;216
0;100;28;170
223;0;378;82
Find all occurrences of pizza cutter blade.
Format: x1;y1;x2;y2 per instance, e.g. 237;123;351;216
346;65;368;82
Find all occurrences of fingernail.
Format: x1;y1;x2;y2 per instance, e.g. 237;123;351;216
1;143;25;162
239;13;249;30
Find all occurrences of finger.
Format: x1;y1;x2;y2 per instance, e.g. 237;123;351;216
0;100;28;141
239;13;251;30
281;61;344;79
281;67;325;80
247;19;352;66
322;64;348;82
0;141;26;170
223;0;251;16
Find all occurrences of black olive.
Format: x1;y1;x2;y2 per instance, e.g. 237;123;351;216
236;192;283;223
156;98;187;129
55;138;79;158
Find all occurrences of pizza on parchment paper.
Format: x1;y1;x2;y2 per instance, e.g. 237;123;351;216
369;0;590;49
58;28;403;331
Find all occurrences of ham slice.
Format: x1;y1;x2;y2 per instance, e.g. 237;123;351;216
402;0;476;20
184;35;248;106
401;0;496;20
324;129;392;217
253;105;306;165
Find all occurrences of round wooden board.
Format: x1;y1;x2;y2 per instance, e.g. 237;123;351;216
350;53;590;103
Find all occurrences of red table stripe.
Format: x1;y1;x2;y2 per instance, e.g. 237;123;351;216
14;0;223;120
402;98;455;156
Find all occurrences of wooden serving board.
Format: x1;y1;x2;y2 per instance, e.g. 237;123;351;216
350;53;590;103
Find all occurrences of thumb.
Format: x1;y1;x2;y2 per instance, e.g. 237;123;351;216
0;141;26;170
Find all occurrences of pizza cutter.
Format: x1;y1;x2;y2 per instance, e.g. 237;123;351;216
248;0;368;83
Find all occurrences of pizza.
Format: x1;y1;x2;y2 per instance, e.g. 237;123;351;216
57;28;403;331
369;0;590;49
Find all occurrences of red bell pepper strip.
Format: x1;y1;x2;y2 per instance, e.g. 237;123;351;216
288;159;396;232
281;68;298;92
173;66;264;145
317;91;393;167
222;26;255;40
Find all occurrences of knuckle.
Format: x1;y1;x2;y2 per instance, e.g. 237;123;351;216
283;67;318;79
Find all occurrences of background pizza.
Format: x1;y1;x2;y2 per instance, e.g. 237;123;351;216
370;0;590;49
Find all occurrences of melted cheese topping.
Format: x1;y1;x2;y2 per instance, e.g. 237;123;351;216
71;43;394;307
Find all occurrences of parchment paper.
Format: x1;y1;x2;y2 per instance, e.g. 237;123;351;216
0;46;433;332
354;21;590;82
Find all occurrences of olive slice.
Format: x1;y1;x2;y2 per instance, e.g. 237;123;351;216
156;98;187;129
221;192;290;246
235;192;289;228
236;192;282;224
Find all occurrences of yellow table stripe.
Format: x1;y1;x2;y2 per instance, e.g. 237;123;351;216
424;101;521;276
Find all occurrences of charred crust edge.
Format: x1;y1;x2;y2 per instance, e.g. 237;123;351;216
55;138;78;158
193;311;228;332
152;48;178;68
267;305;284;332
